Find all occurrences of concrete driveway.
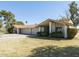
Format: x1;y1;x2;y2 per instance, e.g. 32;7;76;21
0;34;27;40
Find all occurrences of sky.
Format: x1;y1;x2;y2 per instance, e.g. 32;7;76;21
0;1;79;24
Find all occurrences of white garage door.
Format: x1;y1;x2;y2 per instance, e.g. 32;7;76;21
21;28;38;35
31;28;38;34
21;28;31;34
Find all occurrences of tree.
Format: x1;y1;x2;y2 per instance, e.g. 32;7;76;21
65;10;70;20
0;10;16;33
69;1;79;26
16;21;24;25
0;20;2;28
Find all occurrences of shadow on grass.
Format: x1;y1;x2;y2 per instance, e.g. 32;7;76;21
28;46;79;57
27;35;73;40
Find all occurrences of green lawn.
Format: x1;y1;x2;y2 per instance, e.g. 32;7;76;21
0;36;78;57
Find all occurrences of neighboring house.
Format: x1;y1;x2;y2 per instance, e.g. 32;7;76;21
76;24;79;30
13;19;74;38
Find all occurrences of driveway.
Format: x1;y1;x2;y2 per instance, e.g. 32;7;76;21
0;34;27;40
0;34;78;56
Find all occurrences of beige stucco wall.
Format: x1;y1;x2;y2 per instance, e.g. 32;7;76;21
41;27;44;32
51;23;64;32
51;23;55;32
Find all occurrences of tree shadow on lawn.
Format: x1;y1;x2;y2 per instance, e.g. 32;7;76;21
28;46;79;57
27;35;73;40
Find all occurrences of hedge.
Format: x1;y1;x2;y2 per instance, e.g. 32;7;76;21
37;32;49;37
67;28;77;38
50;32;64;38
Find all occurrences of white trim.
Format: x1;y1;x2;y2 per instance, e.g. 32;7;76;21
17;29;19;34
64;26;67;38
39;27;41;32
49;22;52;34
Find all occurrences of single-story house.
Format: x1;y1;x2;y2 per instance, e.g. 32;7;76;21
13;19;74;38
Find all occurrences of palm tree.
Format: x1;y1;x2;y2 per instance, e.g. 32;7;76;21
25;21;27;24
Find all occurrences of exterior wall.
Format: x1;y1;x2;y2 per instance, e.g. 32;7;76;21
51;23;55;32
38;27;44;32
41;27;44;32
55;23;64;32
63;25;68;38
51;23;68;38
51;23;64;33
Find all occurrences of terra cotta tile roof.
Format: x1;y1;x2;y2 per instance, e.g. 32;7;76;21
13;24;38;29
14;18;73;29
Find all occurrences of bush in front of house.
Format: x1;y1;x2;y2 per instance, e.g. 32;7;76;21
7;27;14;33
37;32;41;36
37;32;49;37
50;31;64;38
41;32;49;37
5;23;14;34
67;28;77;38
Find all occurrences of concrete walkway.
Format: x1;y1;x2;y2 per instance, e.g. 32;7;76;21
0;34;27;40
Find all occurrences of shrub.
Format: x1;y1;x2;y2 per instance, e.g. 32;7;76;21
37;32;49;37
7;27;14;33
41;32;49;37
67;28;77;38
37;32;41;36
50;32;64;38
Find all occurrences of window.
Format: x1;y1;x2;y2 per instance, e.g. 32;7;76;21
56;27;62;32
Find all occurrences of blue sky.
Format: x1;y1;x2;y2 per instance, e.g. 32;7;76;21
0;1;79;24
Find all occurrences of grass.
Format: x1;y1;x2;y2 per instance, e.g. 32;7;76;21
29;46;79;57
0;36;78;56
